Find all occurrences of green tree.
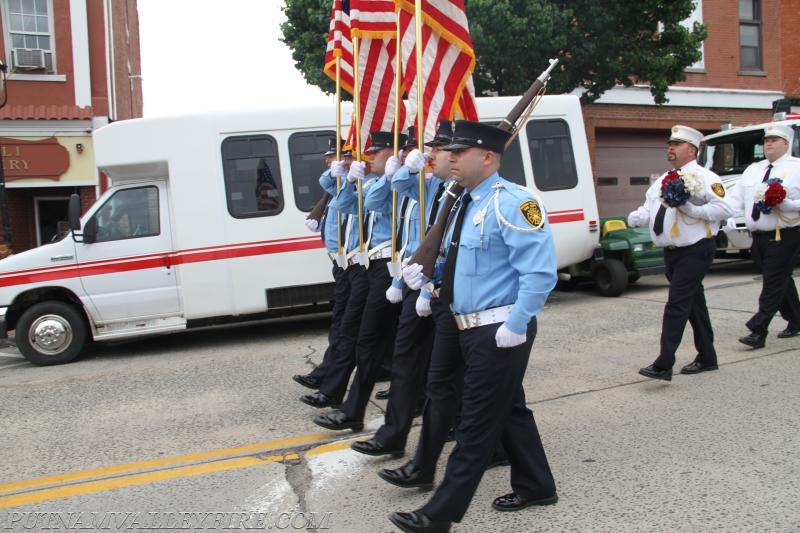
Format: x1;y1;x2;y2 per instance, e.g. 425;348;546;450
280;0;706;104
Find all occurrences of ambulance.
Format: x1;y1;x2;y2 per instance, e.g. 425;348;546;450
0;95;600;365
700;113;800;256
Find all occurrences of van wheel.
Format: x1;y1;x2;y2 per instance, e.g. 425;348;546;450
592;259;629;297
15;302;87;365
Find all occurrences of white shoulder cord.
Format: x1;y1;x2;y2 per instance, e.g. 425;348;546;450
492;182;545;232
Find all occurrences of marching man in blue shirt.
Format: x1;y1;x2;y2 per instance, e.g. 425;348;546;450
390;120;559;533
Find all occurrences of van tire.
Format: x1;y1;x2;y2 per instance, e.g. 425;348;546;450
592;258;628;297
15;302;87;365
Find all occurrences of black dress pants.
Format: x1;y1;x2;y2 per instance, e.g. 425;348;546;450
374;287;435;449
318;264;368;400
654;238;716;369
746;228;800;334
310;263;350;381
341;258;401;421
421;318;555;523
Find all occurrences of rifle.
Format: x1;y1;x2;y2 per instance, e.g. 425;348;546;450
306;192;332;226
409;59;559;278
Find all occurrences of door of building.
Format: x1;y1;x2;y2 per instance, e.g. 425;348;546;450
35;197;70;246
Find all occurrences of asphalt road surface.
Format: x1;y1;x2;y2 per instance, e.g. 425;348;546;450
1;259;798;532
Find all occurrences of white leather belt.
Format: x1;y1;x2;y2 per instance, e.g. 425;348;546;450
369;246;393;260
328;252;338;263
453;304;514;331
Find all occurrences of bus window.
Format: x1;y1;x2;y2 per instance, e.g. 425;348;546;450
222;135;284;218
526;119;579;191
289;131;336;212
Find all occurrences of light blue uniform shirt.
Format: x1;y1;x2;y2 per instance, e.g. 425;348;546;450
448;173;557;334
391;167;445;257
362;175;394;246
337;174;382;252
319;169;345;253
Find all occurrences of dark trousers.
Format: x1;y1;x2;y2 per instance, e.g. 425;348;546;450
341;258;401;421
374;288;435;449
654;238;717;369
422;318;555;523
310;263;350;381
318;264;368;400
412;296;464;476
746;228;800;334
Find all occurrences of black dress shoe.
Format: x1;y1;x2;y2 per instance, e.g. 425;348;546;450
777;327;800;338
299;391;340;408
680;361;719;375
389;511;451;533
351;437;404;457
378;461;434;489
375;388;390;400
491;492;559;512
638;364;672;381
738;331;766;349
292;374;321;390
313;410;363;432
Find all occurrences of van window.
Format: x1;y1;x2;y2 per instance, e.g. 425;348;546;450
526;119;579;191
222;135;284;217
483;121;524;185
91;186;160;242
289;131;336;212
700;130;765;176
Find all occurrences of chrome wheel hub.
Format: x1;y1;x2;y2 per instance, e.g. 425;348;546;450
29;314;73;355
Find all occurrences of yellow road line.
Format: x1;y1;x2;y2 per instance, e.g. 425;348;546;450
0;432;336;495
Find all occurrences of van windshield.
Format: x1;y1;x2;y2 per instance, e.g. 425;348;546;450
700;130;765;176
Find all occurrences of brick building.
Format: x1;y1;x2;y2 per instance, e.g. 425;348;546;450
0;0;141;255
583;0;799;216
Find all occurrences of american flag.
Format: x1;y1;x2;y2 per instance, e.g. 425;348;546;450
323;0;354;94
397;0;479;142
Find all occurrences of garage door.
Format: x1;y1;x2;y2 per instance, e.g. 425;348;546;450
595;132;667;218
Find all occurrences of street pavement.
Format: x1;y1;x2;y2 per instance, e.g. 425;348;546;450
0;261;798;532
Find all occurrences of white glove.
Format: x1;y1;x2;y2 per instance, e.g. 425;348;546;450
495;324;526;348
404;149;428;174
415;294;432;317
385;285;403;304
304;218;320;232
385;156;401;180
330;160;347;179
725;217;738;230
346;161;366;183
402;262;425;290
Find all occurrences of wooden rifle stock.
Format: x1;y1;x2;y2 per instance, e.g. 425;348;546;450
408;59;559;279
307;192;332;224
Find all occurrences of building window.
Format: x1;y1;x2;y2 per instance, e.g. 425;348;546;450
681;0;705;70
3;0;55;72
739;0;762;71
222;135;284;218
288;131;336;212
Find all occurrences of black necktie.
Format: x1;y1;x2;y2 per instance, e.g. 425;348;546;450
751;164;773;221
395;196;410;245
439;193;472;305
427;182;447;231
653;204;667;236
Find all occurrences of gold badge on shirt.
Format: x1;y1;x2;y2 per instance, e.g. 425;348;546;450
711;183;725;197
519;200;543;227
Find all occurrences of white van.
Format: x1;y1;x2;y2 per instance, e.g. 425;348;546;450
700;114;800;255
0;95;600;365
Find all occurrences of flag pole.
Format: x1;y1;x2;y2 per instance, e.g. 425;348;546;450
335;56;348;268
388;5;403;278
414;0;425;238
353;35;369;267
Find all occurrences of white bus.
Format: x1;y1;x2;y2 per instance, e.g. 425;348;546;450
0;95;600;365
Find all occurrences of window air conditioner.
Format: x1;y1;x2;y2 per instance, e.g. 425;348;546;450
12;48;46;69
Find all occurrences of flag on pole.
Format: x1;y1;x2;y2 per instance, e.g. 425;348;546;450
349;0;406;151
323;0;355;93
396;0;478;142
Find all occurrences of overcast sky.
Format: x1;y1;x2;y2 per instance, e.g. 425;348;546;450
137;0;332;117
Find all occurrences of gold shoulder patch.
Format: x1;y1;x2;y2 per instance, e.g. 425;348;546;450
711;183;725;198
519;199;543;227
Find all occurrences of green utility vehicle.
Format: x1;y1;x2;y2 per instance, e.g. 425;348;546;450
561;217;664;297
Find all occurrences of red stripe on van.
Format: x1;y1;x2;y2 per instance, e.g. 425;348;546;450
0;236;324;288
549;209;584;224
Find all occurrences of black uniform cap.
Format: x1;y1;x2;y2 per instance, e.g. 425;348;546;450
444;120;511;154
424;119;454;147
364;131;407;154
402;126;417;150
323;137;348;157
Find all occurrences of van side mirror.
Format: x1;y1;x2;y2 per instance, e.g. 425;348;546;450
68;194;82;231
